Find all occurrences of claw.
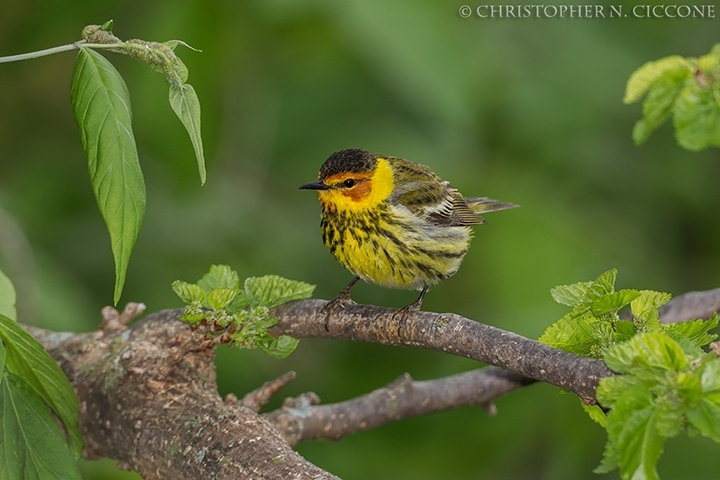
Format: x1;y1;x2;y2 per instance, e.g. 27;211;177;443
322;277;360;330
392;285;428;320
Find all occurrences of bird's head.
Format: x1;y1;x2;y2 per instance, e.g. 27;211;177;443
300;149;395;212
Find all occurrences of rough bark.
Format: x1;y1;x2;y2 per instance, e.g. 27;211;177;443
27;306;336;480
270;300;612;403
23;286;719;479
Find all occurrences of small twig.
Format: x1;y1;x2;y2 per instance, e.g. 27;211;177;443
231;371;297;413
266;367;532;445
0;43;80;63
100;302;146;334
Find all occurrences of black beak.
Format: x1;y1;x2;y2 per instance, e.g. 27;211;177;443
299;179;330;190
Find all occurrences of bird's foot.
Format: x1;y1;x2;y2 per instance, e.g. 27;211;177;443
392;298;423;321
392;286;428;320
321;291;356;331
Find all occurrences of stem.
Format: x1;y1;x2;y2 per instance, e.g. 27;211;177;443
0;41;135;65
0;43;80;63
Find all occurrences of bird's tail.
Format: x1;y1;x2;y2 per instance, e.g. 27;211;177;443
466;197;518;214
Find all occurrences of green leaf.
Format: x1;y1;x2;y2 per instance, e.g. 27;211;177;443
590;289;640;317
550;281;592;307
673;79;720;151
597;374;643;408
0;340;5;379
256;333;300;359
207;288;240;311
582;403;608;427
632;69;689;146
0;267;16;321
197;265;240;292
244;275;315;309
699;357;720;393
631;290;671;332
586;269;617;300
171;281;206;304
0;314;82;458
663;315;719;350
604;332;688;376
624;55;689;104
685;357;720;441
169;83;206;185
538;313;601;357
228;289;250;312
0;371;82;479
686;395;720;442
606;386;663;480
594;440;618;474
71;48;146;305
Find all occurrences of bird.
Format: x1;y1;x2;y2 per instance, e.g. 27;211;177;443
300;148;516;312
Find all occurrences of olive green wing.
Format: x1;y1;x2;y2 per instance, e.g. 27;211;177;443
385;157;485;226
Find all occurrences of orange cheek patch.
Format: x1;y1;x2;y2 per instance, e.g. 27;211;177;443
342;180;372;202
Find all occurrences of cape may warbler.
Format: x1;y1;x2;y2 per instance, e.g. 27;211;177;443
300;148;516;310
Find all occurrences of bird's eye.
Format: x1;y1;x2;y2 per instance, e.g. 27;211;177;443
343;179;357;188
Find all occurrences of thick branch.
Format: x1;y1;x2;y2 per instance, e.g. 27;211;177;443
26;288;717;475
28;308;336;480
270;300;612;403
659;287;720;323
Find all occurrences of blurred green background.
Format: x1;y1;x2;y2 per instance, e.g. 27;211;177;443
1;0;719;478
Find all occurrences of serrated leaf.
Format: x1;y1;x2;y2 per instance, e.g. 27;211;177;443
632;69;689;145
207;288;240;311
0;268;16;321
71;48;146;305
597;374;643;408
582;403;608;427
169;83;206;185
686;357;720;442
686;395;720;442
228;289;250;312
604;332;688;376
606;386;663;480
244;275;315;309
178;305;207;323
550;281;592;307
699;357;720;393
654;396;686;438
663;315;718;350
256;334;300;359
538;313;602;357
197;265;240;292
631;290;671;332
624;55;689;104
594;440;618;474
0;314;82;458
172;281;206;304
0;371;82;479
673;80;720;151
587;269;617;300
590;290;640;317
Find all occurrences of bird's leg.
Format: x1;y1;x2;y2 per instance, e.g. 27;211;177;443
393;285;429;319
322;276;360;330
333;276;361;304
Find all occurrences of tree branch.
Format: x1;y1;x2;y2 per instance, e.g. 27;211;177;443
27;307;337;480
270;299;612;403
265;367;532;445
24;287;718;477
659;287;720;323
